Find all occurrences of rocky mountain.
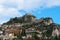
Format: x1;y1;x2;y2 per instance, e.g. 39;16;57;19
2;13;60;40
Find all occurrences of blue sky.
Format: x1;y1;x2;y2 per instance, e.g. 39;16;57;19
32;6;60;24
0;0;60;24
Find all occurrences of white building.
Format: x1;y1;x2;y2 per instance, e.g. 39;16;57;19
52;28;60;37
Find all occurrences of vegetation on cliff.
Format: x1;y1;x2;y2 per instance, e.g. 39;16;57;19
2;13;60;40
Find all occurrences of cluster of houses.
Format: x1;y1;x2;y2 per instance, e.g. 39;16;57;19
0;23;23;40
0;14;60;40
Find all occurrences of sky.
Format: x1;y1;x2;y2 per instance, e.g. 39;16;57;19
0;0;60;24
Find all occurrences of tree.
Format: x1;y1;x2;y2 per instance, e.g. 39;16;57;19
21;28;26;36
32;32;40;40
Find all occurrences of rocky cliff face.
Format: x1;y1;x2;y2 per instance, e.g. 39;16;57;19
2;14;60;40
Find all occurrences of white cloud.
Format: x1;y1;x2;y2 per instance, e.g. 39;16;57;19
0;0;60;9
44;0;60;8
0;8;22;24
0;6;22;17
0;0;60;10
0;5;22;24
